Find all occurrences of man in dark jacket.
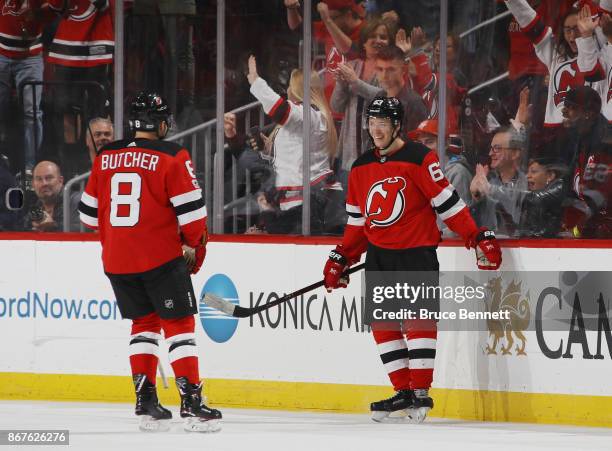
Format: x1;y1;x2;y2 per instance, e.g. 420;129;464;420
561;86;612;238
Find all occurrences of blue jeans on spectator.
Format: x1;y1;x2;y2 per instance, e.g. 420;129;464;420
0;54;43;171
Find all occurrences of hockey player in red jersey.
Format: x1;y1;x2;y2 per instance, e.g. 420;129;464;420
322;96;502;423
78;92;221;433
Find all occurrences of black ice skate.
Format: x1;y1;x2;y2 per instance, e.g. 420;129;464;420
175;377;222;432
370;389;433;423
133;374;172;432
370;389;413;422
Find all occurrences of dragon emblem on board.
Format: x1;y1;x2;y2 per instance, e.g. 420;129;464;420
484;277;531;356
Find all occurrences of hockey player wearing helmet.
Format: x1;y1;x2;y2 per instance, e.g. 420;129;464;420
365;96;404;153
129;91;173;138
79;91;221;432
322;96;501;423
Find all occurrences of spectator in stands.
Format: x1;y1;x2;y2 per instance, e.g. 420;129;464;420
285;0;365;54
48;0;113;150
470;126;527;236
505;0;602;80
222;112;274;232
59;116;115;232
503;0;603;136
285;0;366;102
24;160;64;232
86;117;114;164
0;155;21;231
247;55;340;235
61;116;114;184
396;27;466;133
518;157;565;237
373;45;427;132
363;0;440;39
0;0;50;176
331;17;394;180
130;0;196;115
408;119;473;207
576;3;612;122
561;86;612;238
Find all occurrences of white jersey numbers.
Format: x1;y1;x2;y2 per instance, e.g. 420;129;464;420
110;172;142;227
428;162;444;182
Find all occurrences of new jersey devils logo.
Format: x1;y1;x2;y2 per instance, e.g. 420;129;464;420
67;0;97;21
365;177;407;227
553;60;585;107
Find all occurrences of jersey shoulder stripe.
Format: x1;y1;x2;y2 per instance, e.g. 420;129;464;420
351;141;432;170
99;138;185;157
351;150;378;170
390;142;431;165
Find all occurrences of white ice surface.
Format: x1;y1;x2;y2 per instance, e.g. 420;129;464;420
1;401;611;451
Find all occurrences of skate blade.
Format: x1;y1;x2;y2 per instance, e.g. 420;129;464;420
183;418;222;433
138;416;171;432
405;407;431;424
371;407;430;424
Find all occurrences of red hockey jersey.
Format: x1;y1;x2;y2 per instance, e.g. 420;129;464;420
47;0;114;67
578;149;612;237
79;138;207;274
410;52;466;133
340;142;479;259
0;0;50;58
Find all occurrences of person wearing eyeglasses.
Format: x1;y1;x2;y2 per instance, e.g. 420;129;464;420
469;126;528;236
502;0;605;136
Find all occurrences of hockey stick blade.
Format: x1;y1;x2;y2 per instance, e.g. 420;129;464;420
203;292;237;316
202;263;365;319
203;292;257;318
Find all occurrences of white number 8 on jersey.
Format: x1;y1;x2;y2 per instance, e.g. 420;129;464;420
110;173;142;227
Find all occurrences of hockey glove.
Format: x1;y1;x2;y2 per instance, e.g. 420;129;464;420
323;246;352;292
191;244;206;274
182;245;196;271
185;230;207;275
466;227;502;270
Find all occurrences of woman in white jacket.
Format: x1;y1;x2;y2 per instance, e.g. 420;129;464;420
247;56;340;234
503;0;604;129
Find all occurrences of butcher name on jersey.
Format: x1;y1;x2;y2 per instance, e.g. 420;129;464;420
365;176;407;228
100;152;160;172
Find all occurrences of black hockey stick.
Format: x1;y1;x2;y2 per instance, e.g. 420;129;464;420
203;263;365;318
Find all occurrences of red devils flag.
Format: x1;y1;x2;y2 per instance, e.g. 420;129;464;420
327;47;345;73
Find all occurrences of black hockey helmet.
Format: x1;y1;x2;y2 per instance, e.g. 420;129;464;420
128;91;171;134
366;96;404;130
366;96;404;151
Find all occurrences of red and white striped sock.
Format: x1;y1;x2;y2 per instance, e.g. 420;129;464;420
372;324;411;391
129;312;162;383
162;315;200;384
404;319;437;389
